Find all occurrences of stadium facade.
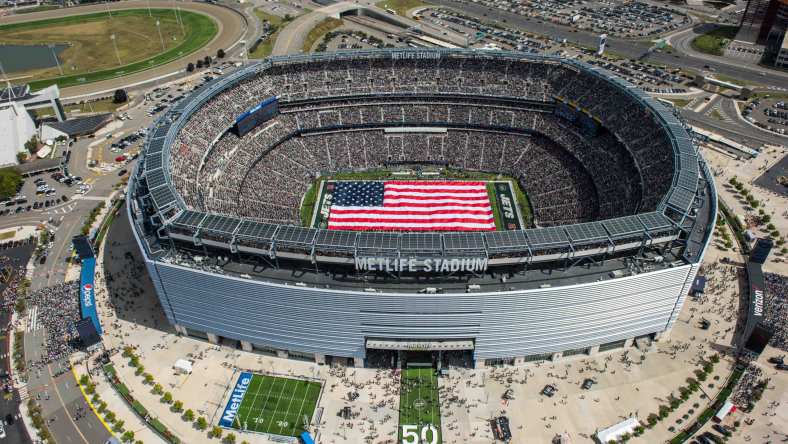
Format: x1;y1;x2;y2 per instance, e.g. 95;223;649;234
128;49;717;368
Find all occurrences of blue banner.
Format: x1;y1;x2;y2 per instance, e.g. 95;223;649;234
219;372;253;428
79;257;102;335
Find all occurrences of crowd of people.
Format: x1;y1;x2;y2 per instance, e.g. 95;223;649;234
27;282;82;366
731;362;768;410
160;54;676;234
763;272;788;352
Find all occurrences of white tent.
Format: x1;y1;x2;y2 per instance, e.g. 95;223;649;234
596;417;639;444
173;359;193;374
0;102;36;167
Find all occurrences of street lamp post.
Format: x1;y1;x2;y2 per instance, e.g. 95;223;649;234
110;34;122;66
156;20;166;51
48;43;64;76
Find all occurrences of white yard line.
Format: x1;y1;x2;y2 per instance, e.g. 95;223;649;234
290;383;316;436
278;379;301;436
268;378;290;435
244;375;273;432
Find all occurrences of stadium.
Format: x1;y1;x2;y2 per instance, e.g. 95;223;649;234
128;48;717;369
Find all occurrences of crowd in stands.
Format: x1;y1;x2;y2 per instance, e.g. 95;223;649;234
162;54;675;228
763;273;788;352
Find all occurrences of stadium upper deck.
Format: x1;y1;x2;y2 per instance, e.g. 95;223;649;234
130;50;713;265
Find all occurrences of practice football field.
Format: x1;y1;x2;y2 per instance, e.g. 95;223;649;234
399;366;442;443
229;374;321;437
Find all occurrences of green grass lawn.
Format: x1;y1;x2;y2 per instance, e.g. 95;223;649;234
303;17;343;52
399;366;441;444
691;25;738;56
229;374;321;437
375;0;429;16
0;9;217;90
667;98;691;108
13;5;61;14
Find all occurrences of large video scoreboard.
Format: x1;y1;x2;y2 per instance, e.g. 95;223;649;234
235;96;279;136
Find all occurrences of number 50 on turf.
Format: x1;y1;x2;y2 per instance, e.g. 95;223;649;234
402;425;438;444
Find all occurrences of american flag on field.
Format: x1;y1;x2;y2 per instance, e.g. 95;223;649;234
327;180;496;231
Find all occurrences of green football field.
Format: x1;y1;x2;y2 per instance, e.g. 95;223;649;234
399;366;442;443
229;374;321;437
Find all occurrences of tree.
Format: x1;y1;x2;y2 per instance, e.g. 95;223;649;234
210;426;223;439
24;136;38;154
121;430;135;443
183;409;195;422
204;55;212;66
152;383;163;395
113;89;128;104
144;373;154;384
0;168;22;201
172;400;183;412
113;419;125;432
79;375;90;386
187;62;195;72
16;152;26;164
105;411;116;423
162;392;173;403
196;59;204;69
225;433;236;443
196;416;208;430
217;48;225;59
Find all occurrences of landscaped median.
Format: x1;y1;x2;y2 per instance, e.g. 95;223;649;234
667;364;744;444
101;364;182;444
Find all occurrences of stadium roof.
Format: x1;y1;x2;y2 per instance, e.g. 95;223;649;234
43;114;112;136
133;48;713;265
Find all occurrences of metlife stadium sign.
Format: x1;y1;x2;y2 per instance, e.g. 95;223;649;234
354;257;488;273
79;257;102;335
219;372;252;428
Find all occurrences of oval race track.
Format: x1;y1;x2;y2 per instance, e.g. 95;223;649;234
0;0;247;98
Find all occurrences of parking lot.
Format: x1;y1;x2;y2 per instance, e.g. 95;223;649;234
415;8;552;52
740;98;788;136
0;169;85;220
586;57;690;88
462;0;689;37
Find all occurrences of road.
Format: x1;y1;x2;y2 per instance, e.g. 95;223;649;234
0;246;34;444
0;96;154;444
0;0;248;99
427;0;788;87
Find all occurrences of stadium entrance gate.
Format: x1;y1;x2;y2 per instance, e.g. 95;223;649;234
365;338;475;369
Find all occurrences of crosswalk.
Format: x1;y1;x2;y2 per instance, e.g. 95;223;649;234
17;383;29;401
46;203;76;215
27;305;40;332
